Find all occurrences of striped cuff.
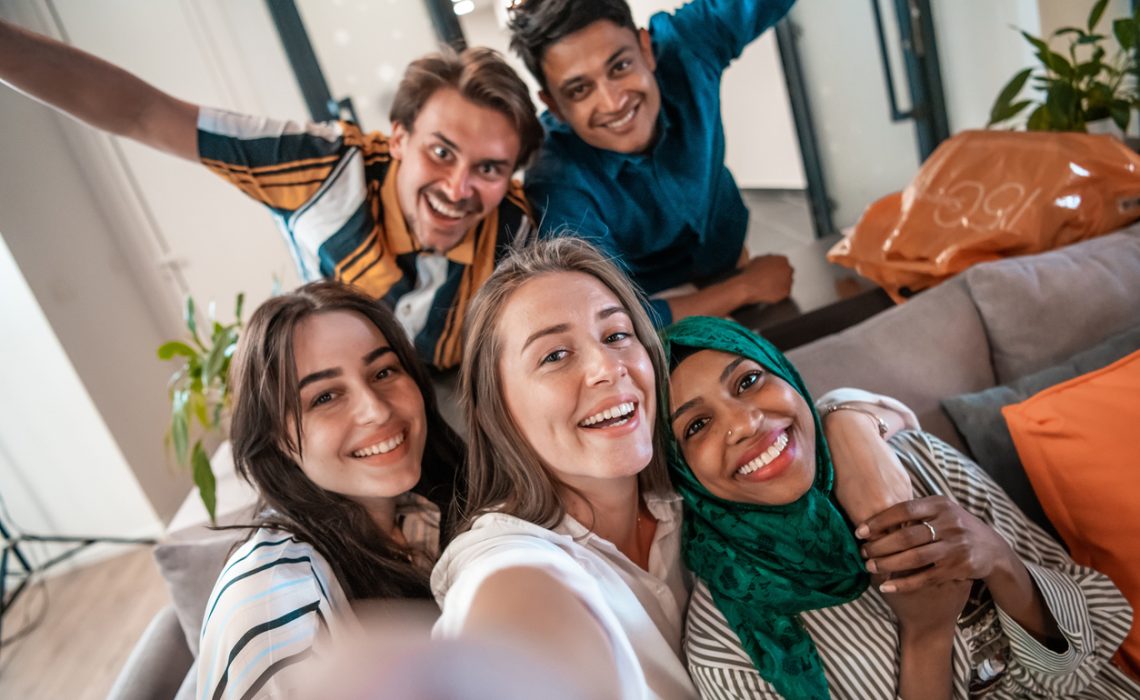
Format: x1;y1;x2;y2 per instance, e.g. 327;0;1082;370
995;564;1090;675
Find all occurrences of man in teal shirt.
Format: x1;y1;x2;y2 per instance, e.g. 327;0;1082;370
510;0;796;324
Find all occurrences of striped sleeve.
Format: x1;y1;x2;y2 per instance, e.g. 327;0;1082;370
196;531;352;700
892;431;1137;697
198;108;355;214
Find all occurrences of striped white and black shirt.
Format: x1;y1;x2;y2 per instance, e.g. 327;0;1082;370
685;431;1139;699
196;493;440;700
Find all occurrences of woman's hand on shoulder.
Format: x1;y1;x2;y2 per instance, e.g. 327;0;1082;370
855;496;1014;593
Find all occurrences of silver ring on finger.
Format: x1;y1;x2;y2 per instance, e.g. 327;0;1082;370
922;520;937;543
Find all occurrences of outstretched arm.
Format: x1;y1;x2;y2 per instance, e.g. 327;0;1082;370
0;18;198;160
462;567;622;699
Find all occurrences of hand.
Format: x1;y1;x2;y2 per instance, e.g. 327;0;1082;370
855;496;1014;593
734;254;793;304
878;575;970;639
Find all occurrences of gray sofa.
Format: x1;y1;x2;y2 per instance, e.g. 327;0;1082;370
107;226;1140;699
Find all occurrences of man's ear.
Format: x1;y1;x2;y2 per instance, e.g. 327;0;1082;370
539;89;565;123
638;28;656;72
390;121;409;160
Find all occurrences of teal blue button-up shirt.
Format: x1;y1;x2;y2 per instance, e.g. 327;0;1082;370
526;0;796;324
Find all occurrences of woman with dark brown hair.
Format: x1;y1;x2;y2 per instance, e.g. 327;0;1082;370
197;280;464;700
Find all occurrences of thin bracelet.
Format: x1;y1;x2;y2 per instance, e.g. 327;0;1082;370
822;404;888;438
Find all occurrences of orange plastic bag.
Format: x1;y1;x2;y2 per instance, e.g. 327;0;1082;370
828;130;1140;302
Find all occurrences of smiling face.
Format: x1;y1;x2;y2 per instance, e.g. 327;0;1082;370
291;310;427;519
496;271;656;492
389;87;521;252
669;349;816;506
539;20;661;155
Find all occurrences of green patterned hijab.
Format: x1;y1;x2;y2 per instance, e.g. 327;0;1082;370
661;317;868;700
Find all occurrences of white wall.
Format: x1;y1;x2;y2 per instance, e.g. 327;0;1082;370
296;0;441;132
0;0;308;522
933;0;1041;133
0;234;161;567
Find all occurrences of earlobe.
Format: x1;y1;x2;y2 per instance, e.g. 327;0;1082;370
638;28;656;72
390;122;408;160
538;90;564;123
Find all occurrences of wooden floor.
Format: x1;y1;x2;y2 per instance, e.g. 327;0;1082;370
0;547;170;700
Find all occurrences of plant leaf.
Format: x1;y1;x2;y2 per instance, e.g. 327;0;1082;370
1076;33;1106;45
1026;104;1052;131
1114;18;1137;50
992;100;1032;126
191;441;218;526
157;340;196;361
1021;31;1049;55
1037;49;1074;79
184;296;205;349
1053;26;1085;39
172;408;189;468
989;68;1033;125
234;292;245;323
1111;100;1131;130
1088;0;1109;32
202;327;237;386
1047;82;1078;128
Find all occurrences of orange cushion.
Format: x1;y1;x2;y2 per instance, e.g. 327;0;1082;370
1002;349;1140;679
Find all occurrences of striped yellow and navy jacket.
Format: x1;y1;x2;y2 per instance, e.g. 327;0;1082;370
197;107;534;370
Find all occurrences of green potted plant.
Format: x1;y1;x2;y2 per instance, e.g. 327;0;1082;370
989;0;1140;134
158;293;244;525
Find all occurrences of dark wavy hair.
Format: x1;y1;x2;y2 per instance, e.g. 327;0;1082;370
508;0;637;91
227;281;465;599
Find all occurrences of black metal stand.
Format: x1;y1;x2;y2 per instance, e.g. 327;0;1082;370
0;517;155;645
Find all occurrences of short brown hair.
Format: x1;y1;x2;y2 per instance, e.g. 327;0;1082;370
390;47;543;169
457;237;672;532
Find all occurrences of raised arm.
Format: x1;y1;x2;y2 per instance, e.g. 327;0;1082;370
0;18;198;160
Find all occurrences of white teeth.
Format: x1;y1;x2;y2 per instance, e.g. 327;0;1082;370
605;106;637;129
736;432;790;476
352;432;405;458
426;192;464;219
579;402;636;427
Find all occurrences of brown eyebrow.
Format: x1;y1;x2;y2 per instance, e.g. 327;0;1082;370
520;306;630;353
298;346;392;391
433;132;460;153
521;323;568;353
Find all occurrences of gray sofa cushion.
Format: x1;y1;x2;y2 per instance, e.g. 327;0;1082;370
965;227;1140;383
789;276;994;450
153;531;243;656
941;322;1140;539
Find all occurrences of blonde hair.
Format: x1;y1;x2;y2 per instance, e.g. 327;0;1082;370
457;237;671;532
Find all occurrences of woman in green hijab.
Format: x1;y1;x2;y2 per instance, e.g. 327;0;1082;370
663;316;1137;700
